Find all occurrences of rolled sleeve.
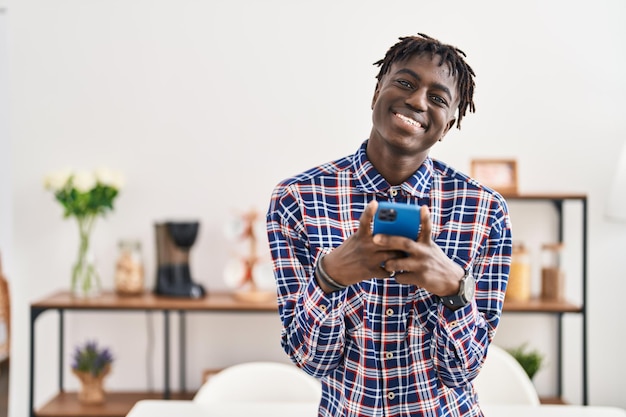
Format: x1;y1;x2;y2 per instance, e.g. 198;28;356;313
432;300;488;387
285;275;349;376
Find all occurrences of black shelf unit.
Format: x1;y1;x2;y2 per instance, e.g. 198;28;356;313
503;193;587;405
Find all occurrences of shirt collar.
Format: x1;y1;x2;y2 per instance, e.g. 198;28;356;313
351;140;432;198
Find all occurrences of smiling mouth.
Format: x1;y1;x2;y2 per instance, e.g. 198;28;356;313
395;113;423;129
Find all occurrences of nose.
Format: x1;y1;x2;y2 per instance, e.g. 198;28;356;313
405;88;428;111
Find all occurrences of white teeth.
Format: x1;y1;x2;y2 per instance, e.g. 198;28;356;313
396;113;421;128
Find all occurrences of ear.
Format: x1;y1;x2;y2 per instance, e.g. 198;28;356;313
439;118;456;142
371;83;381;110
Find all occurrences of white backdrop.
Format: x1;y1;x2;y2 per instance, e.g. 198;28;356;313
0;8;10;278
4;0;626;416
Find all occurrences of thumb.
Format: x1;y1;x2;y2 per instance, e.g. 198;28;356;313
358;200;378;236
418;205;432;242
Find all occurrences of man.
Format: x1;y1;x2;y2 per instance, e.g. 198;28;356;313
266;33;512;417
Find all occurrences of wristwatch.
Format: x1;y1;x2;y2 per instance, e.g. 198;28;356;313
440;270;475;311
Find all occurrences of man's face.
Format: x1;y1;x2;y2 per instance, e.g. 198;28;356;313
370;54;459;156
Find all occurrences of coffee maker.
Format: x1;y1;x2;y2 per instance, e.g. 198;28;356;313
154;221;206;298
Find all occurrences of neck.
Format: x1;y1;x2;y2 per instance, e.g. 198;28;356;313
366;138;428;186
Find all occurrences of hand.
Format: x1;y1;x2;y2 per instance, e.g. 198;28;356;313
373;205;464;297
320;200;405;287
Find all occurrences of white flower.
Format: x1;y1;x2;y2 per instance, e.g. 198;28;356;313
95;167;125;190
43;168;73;191
95;167;113;184
72;170;97;193
110;171;125;190
45;166;124;218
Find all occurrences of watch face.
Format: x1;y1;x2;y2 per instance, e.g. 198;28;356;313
463;274;476;302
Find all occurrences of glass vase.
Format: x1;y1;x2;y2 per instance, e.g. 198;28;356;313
71;215;101;298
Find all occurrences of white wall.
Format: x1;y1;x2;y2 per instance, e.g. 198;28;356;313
0;6;9;262
6;0;626;415
0;5;11;357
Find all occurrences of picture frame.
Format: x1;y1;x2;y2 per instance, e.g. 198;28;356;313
470;159;518;195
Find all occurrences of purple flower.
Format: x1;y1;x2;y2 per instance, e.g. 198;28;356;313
71;340;114;377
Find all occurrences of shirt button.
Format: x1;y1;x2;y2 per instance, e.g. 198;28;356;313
320;305;327;312
386;308;394;316
449;320;458;327
386;352;394;359
387;391;395;400
390;189;398;197
337;301;342;308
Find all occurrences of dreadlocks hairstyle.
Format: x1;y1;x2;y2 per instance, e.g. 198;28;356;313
373;33;476;129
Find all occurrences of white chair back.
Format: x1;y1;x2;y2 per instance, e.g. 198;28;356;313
474;344;541;405
193;361;321;404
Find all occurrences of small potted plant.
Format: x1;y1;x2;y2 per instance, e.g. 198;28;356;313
71;340;114;404
507;343;544;380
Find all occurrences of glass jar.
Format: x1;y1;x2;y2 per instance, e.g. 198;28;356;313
507;242;531;301
114;239;145;296
541;243;565;301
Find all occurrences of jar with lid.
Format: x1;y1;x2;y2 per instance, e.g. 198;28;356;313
540;243;565;301
507;242;531;302
115;239;145;296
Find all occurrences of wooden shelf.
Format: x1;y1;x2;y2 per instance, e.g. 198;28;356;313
29;291;279;417
503;297;582;313
502;193;587;201
36;391;194;417
34;391;567;416
502;193;589;404
540;396;567;405
31;290;278;313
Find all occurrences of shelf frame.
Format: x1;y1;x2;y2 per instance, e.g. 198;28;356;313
504;193;588;405
29;291;278;417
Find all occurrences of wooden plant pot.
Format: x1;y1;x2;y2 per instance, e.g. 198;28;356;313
72;366;111;404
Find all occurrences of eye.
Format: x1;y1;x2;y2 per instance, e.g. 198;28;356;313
396;79;414;89
429;94;448;106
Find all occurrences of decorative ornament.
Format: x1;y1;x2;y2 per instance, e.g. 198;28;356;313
223;208;274;302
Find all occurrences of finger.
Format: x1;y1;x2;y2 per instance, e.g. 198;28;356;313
358;200;378;237
418;205;432;243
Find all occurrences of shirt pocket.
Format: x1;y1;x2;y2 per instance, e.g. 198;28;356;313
344;290;365;344
408;289;438;344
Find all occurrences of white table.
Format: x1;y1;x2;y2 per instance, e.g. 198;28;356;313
126;400;319;417
126;401;208;417
126;400;626;417
482;404;626;417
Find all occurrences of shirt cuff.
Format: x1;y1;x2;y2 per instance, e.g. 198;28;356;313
437;298;479;337
300;273;347;327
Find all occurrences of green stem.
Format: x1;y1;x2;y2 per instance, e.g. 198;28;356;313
71;215;100;296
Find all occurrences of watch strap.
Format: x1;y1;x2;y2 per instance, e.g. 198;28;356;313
440;270;473;311
440;293;467;311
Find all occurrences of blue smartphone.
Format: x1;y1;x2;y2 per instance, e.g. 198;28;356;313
372;202;421;240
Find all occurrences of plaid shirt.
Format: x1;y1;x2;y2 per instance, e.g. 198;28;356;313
266;140;512;417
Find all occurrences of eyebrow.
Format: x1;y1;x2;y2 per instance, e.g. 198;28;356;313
395;68;454;101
